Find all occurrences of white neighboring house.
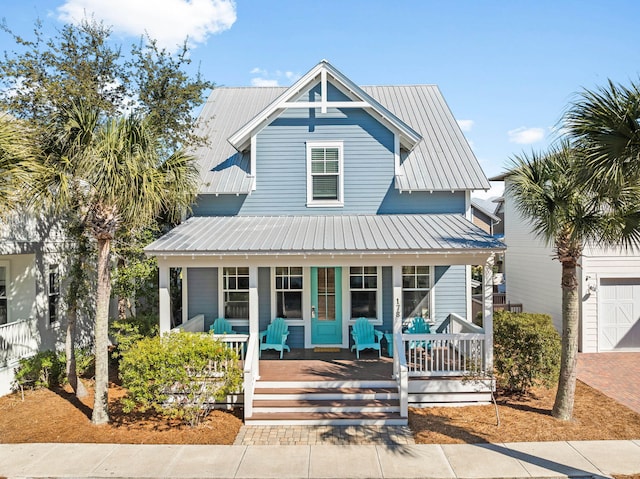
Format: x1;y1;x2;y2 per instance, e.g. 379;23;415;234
493;174;640;353
0;212;92;396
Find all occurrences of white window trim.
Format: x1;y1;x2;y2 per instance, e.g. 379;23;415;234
401;265;434;322
347;266;383;326
0;260;10;324
271;266;304;323
48;263;60;324
218;267;250;326
306;140;344;207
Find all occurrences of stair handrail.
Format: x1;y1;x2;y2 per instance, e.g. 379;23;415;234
243;332;259;419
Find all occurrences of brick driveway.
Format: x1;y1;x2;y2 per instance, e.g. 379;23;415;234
577;352;640;414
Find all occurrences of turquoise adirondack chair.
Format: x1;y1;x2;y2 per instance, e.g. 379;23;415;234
407;316;431;350
209;317;235;334
350;317;384;359
259;317;290;359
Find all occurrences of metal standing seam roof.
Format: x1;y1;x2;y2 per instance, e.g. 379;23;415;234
144;214;505;255
194;84;490;195
193;87;284;195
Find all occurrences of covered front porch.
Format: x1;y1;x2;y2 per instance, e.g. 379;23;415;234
146;214;504;424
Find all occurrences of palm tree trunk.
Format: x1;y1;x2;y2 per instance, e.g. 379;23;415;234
66;307;88;398
552;257;580;420
92;237;111;424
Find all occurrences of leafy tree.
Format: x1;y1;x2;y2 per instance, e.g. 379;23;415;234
0;18;210;420
506;139;640;420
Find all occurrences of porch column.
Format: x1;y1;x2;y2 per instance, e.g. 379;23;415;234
392;264;403;338
249;265;259;336
483;254;495;373
159;262;171;334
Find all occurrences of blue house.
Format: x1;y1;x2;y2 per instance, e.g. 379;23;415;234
145;60;504;425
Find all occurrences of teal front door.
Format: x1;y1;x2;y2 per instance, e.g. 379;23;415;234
311;267;342;345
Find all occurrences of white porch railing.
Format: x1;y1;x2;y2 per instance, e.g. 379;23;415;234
171;314;249;361
243;333;259;419
401;313;486;377
0;318;39;368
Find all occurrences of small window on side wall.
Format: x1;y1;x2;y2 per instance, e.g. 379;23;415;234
49;264;60;324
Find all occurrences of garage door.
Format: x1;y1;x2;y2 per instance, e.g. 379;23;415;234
599;278;640;351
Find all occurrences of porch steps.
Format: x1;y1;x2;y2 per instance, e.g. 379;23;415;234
246;380;406;426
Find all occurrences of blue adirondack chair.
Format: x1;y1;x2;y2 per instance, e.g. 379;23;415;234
259;317;290;359
209;317;235;334
407;316;431;350
351;317;384;359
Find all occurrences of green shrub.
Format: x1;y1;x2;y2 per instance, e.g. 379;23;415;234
58;347;95;378
13;351;64;390
118;332;243;426
13;348;96;392
110;314;159;360
493;311;561;394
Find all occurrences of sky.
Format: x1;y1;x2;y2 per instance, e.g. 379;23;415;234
1;0;639;199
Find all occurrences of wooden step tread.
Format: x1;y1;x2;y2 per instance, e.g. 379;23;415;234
254;387;397;395
248;411;404;420
252;399;398;408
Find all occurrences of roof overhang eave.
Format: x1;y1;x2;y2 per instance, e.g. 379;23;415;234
145;247;506;258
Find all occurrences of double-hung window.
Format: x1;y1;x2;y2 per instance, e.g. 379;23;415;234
350;266;378;320
49;264;60;324
402;266;431;319
275;267;303;319
0;263;8;325
307;141;343;206
223;267;249;319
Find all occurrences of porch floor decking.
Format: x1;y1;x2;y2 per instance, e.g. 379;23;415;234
258;349;393;382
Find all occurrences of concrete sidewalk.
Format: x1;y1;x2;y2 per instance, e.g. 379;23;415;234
1;440;639;478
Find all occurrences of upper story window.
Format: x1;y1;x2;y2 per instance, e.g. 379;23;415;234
49;264;60;324
402;266;431;319
307;141;344;207
275;267;303;319
223;267;249;319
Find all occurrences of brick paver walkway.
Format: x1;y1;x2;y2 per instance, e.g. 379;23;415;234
577;352;640;414
234;425;415;445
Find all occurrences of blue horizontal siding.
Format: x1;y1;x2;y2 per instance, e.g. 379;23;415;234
433;265;467;326
234;106;394;215
378;190;466;214
187;267;217;327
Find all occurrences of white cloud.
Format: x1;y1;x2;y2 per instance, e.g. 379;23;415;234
457;119;474;132
508;126;545;144
249;67;301;87
251;78;279;87
57;0;236;51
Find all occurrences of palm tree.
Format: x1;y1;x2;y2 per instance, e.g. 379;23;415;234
506;141;639;420
564;80;640;246
34;102;199;424
0;113;37;217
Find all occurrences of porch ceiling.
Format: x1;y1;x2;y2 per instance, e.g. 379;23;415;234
145;214;505;257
